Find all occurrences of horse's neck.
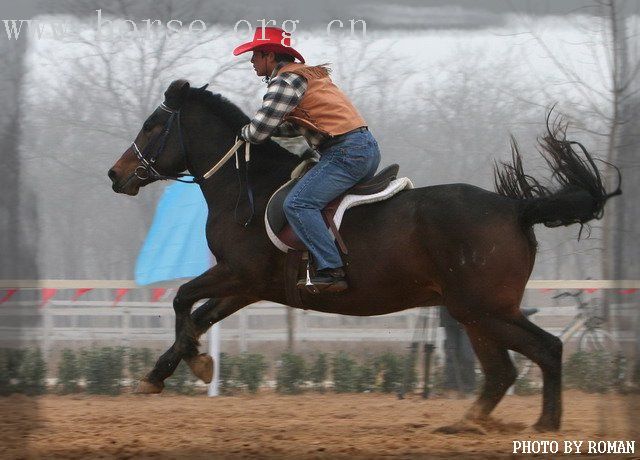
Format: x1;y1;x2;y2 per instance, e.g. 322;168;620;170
182;95;301;210
188;132;299;211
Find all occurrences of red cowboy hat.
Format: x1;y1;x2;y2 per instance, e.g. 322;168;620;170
233;26;305;63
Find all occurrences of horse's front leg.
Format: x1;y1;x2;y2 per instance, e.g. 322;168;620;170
138;295;252;393
172;264;241;358
138;265;243;392
182;295;255;382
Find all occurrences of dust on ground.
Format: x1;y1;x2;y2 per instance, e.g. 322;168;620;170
0;390;636;459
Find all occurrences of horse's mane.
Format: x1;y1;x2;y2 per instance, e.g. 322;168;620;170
186;87;250;133
186;87;300;177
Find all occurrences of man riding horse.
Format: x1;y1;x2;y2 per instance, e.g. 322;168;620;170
234;26;380;293
108;28;620;429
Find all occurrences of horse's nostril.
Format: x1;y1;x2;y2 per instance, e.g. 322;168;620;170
108;169;117;181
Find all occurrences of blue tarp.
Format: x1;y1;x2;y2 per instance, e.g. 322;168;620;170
135;182;213;285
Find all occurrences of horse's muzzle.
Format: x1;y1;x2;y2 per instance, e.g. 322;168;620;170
108;168;122;193
108;168;138;195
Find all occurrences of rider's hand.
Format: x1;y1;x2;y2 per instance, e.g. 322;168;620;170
238;125;249;141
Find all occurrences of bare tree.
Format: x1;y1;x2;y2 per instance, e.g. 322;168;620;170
39;0;243;141
523;1;640;403
327;36;414;124
0;3;42;450
20;1;243;281
524;0;639;282
0;36;39;280
401;46;542;185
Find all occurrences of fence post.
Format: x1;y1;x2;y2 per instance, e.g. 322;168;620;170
208;323;221;397
41;303;52;361
287;308;295;351
122;307;130;348
239;309;248;353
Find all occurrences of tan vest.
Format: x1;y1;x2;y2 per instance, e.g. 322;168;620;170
276;63;367;137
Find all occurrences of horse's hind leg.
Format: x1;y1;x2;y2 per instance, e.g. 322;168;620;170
463;326;517;422
138;296;250;394
504;314;563;431
471;315;563;431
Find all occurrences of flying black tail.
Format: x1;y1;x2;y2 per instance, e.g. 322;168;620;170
494;113;621;231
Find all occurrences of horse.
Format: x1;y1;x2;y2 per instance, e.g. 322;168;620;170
108;80;620;432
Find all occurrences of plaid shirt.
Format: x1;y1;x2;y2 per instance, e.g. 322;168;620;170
241;62;327;148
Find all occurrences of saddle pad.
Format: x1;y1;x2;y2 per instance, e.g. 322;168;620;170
265;177;414;253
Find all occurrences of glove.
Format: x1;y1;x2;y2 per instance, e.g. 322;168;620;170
238;125;248;141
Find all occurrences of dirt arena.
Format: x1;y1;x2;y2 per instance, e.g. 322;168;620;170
0;390;637;459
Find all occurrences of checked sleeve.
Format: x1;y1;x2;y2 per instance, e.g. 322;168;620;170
241;73;307;144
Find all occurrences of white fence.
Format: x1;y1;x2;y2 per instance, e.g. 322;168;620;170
1;300;432;349
0;298;637;360
0;280;638;358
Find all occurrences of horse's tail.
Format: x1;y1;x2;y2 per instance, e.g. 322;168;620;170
493;113;621;232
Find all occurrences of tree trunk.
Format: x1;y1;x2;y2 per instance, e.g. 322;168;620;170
0;2;40;452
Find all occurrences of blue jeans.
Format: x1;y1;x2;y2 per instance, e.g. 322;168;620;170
283;129;381;270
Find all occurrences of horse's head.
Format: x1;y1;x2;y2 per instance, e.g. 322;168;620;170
108;79;192;195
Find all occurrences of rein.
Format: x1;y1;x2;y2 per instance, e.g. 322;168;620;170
132;101;254;225
202;138;246;179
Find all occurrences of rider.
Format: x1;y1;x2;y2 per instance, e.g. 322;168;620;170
234;26;381;293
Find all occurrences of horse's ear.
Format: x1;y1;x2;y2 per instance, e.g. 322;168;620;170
164;79;190;108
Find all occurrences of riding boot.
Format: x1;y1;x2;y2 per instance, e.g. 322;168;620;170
297;267;348;293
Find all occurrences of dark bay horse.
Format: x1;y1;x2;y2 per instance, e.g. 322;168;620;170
108;80;620;431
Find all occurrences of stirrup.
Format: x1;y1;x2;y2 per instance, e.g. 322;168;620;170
303;258;319;294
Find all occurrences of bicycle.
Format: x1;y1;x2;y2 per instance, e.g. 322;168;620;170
553;291;619;354
513;290;624;389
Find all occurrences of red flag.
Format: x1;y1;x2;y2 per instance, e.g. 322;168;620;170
584;288;599;294
72;288;93;301
151;288;167;302
112;288;129;307
41;288;58;306
619;289;638;295
0;289;17;305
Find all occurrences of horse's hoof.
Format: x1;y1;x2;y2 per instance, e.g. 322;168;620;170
470;417;526;434
135;378;164;394
433;420;486;435
533;421;560;432
186;353;214;383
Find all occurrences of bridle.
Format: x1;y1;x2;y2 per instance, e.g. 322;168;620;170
132;101;250;184
131;101;199;184
130;99;254;224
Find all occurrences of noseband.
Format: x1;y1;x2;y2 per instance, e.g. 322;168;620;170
131;102;199;184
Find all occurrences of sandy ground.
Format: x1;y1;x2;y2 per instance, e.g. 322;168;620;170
0;390;637;459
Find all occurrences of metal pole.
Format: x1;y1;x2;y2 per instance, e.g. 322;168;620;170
422;343;435;399
42;302;52;362
207;323;220;397
287;308;295;351
398;342;418;399
239;309;248;353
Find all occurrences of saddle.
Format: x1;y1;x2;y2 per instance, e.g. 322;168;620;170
265;163;413;253
265;160;413;306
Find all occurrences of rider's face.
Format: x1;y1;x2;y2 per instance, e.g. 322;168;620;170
251;51;270;77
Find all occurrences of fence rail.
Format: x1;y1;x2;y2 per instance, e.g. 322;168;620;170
1;281;637;360
1;300;637;357
2;279;640;289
